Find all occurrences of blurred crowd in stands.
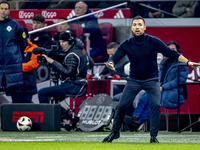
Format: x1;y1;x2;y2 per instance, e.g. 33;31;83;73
5;0;200;18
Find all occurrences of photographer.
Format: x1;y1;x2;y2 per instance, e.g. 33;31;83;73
38;30;91;112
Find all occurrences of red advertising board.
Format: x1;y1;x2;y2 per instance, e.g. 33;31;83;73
9;9;130;20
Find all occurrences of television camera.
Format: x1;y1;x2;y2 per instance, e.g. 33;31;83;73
33;45;65;84
33;45;63;64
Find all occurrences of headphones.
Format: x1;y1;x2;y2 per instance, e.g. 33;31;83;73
65;30;75;45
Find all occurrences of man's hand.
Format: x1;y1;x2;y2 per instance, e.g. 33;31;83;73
188;62;200;68
42;54;54;64
105;62;116;71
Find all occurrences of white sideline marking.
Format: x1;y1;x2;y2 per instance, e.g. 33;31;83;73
0;139;54;141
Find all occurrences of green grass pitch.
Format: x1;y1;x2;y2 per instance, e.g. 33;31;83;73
0;131;200;150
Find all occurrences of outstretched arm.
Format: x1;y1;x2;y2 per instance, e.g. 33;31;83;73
105;62;116;71
178;55;200;67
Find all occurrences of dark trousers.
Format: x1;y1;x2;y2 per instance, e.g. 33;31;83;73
112;77;160;136
113;92;134;117
38;82;82;103
9;86;33;103
113;85;125;96
10;91;33;103
38;82;83;119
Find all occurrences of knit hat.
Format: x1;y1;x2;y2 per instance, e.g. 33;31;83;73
59;31;71;41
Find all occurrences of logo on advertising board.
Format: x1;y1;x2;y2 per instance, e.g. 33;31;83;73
19;11;34;19
94;11;104;18
78;94;113;131
114;9;124;19
67;10;76;19
187;66;200;82
12;111;44;123
42;11;57;19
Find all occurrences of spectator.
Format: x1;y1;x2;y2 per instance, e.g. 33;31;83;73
0;1;28;102
52;17;70;44
124;41;189;131
30;14;51;49
47;1;101;9
172;1;198;18
143;1;176;18
20;0;51;9
71;1;107;62
144;2;164;18
100;42;129;95
47;1;76;9
194;1;200;17
96;1;128;8
14;27;39;103
130;2;146;18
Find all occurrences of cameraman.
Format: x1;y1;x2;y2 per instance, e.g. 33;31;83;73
38;30;91;108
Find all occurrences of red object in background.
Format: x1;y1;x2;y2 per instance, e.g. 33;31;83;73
9;9;130;20
44;20;57;37
113;74;121;80
70;23;83;38
26;23;32;31
14;19;27;28
86;74;93;79
145;27;200;114
70;80;111;115
99;22;113;45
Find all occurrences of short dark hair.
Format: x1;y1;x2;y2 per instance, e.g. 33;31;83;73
167;41;181;53
132;15;145;25
58;17;67;20
107;42;119;49
32;14;45;23
0;1;10;9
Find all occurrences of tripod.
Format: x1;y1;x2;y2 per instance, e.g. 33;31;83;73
179;117;200;133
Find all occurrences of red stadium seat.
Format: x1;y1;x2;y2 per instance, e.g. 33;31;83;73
99;22;113;46
44;20;57;37
26;23;32;31
14;19;27;28
70;23;84;38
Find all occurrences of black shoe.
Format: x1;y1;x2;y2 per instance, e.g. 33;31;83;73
150;136;159;143
71;116;79;126
61;108;72;121
64;109;72;120
124;115;140;127
102;131;120;143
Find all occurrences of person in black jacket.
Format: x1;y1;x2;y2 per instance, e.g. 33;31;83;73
0;1;28;102
51;17;70;52
102;15;200;143
30;14;51;49
100;42;129;95
38;30;91;108
71;1;107;62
